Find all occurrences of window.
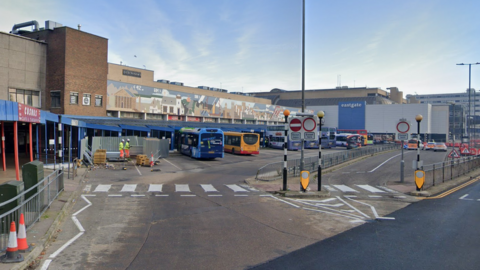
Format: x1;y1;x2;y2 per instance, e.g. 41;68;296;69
51;91;61;108
163;106;168;113
169;107;174;113
70;92;78;104
11;88;41;107
82;94;91;106
95;95;103;106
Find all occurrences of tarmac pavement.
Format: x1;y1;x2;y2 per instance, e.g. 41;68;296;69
1;153;480;269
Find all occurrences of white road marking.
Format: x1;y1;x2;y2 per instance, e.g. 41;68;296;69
226;184;249;192
155;194;169;197
376;186;399;193
368;153;407;172
181;195;196;197
336;196;371;219
131;195;145;197
42;195;92;269
239;184;259;192
394;196;406;199
83;194;96;197
356;185;386;193
121;184;137;192
268;196;300;208
460;194;473;200
162;158;181;169
234;195;249;197
259;195;271;197
94;184;111;192
131;161;142;175
377;217;396;220
368;195;382;198
304;207;364;221
208;195;223;197
323;185;337;192
344;196;391;220
108;194;122;197
175;184;191;192
83;185;91;192
148;184;163;192
333;185;359;193
350;219;366;223
201;184;218;192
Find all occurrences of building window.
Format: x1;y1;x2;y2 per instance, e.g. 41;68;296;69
163;106;168;113
70;92;79;104
169;107;174;113
9;88;40;108
51;91;61;108
95;95;103;106
82;94;91;106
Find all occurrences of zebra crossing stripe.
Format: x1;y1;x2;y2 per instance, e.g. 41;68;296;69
332;185;359;193
376;186;398;193
356;185;385;193
94;185;111;192
226;184;248;192
121;184;137;192
201;184;218;192
323;185;337;192
239;184;259;192
175;184;190;192
148;184;163;192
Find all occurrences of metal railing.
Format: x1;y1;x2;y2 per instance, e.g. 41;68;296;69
0;169;64;251
256;144;401;181
422;156;480;189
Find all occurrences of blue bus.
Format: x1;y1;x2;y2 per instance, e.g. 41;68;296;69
179;127;224;159
304;126;337;149
266;125;301;150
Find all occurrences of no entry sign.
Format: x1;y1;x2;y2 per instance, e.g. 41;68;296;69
303;117;317;132
289;118;302;132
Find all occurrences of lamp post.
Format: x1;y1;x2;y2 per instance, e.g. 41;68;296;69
416;114;423;169
283;110;290;191
317;111;324;191
456;62;480;148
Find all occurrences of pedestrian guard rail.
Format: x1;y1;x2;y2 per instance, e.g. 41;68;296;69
422;156;480;189
256;144;401;181
0;168;64;252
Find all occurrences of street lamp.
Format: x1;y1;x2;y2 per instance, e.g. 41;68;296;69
456;62;480;147
317;111;324;191
283;110;290;191
415;114;423;169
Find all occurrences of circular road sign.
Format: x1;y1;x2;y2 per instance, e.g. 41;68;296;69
396;121;410;133
303;117;317;132
290;118;302;132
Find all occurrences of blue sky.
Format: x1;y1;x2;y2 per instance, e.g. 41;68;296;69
2;0;480;97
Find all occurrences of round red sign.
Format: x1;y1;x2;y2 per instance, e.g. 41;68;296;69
289;118;302;132
303;117;317;132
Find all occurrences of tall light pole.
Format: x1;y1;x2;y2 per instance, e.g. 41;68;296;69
415;114;423;191
300;0;306;173
456;62;480;147
317;111;324;191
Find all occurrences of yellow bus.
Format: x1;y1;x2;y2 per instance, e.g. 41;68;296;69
224;132;260;155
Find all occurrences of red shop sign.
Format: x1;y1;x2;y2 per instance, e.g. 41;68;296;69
18;103;41;123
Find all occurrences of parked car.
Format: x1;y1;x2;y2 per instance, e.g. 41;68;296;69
425;142;436;150
434;142;447;152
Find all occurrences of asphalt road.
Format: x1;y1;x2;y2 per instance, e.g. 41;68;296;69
251;178;480;270
35;146;452;270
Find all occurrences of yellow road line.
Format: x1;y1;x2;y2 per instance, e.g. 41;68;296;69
420;177;480;199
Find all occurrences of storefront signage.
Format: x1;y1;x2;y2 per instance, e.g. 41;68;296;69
340;103;363;108
122;69;141;78
18;103;40;123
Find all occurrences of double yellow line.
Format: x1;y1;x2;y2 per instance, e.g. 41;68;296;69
421;176;480;199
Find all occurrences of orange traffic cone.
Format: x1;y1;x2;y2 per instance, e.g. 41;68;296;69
17;214;32;253
150;153;154;167
0;222;24;263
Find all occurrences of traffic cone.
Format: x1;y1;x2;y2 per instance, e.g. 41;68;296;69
0;222;24;263
149;153;154;167
17;214;32;253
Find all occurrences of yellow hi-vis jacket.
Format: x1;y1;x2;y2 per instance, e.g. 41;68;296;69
125;142;130;150
119;142;124;151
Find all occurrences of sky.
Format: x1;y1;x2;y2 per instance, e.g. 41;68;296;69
1;0;480;97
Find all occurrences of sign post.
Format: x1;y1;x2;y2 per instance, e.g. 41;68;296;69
397;119;410;183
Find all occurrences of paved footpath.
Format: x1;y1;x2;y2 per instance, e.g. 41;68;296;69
0;168;86;270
